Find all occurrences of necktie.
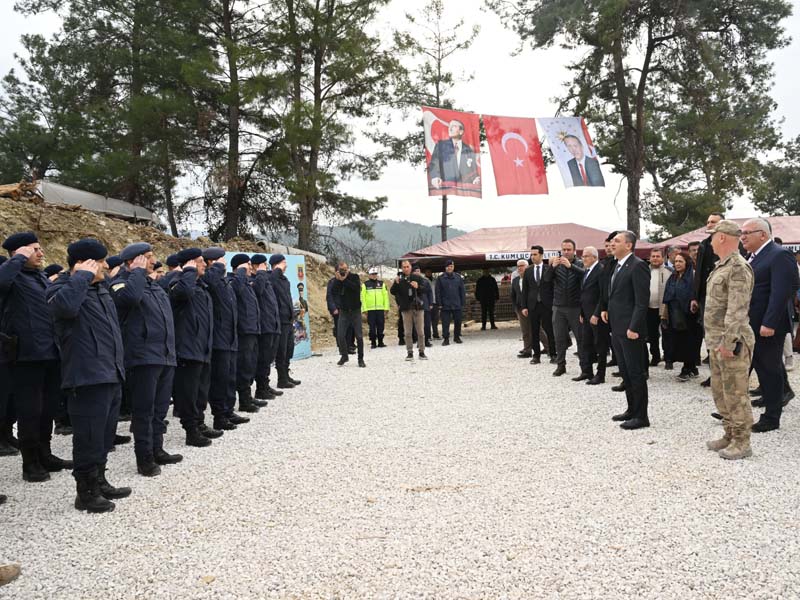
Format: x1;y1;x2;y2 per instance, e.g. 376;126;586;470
579;163;588;185
535;265;540;283
611;262;622;291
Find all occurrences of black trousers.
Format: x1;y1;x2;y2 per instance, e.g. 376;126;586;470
431;305;440;337
237;333;259;393
332;313;355;348
480;302;496;328
11;360;61;451
753;334;785;426
441;308;463;340
0;362;15;435
173;360;211;431
661;327;675;363
423;310;432;342
127;364;174;458
529;302;555;357
209;349;237;417
255;332;280;394
337;309;364;359
646;308;662;361
612;334;649;421
367;311;385;343
580;317;609;376
68;382;121;474
275;324;293;375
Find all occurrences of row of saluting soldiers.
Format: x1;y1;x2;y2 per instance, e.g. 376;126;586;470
0;232;300;513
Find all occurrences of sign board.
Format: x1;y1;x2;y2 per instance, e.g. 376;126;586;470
485;252;531;261
222;252;312;360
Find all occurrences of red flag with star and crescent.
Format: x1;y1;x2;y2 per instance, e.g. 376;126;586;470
483;115;548;196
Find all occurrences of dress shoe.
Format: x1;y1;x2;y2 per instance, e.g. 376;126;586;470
611;412;632;422
783;390;795;407
277;378;295;389
620;418;650;430
239;402;260;413
153;447;183;465
378;341;387;347
751;398;765;408
571;372;592;382
252;397;269;407
549;356;558;364
432;334;441;340
337;356;349;366
442;339;450;346
114;434;131;445
21;447;51;482
267;386;283;397
711;412;722;420
137;456;161;477
586;375;605;385
198;424;223;439
700;377;711;387
185;428;212;447
749;386;762;397
348;347;357;355
358;359;366;368
425;340;432;348
213;417;237;431
454;337;463;344
228;413;250;425
480;326;486;331
529;356;541;365
751;420;779;433
611;383;626;392
40;451;73;472
552;364;566;377
491;325;498;330
288;376;301;385
518;351;532;358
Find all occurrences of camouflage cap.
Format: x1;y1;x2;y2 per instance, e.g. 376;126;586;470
712;220;741;236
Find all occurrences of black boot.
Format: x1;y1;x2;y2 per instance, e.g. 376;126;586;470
40;444;74;472
137;454;162;477
288;375;301;385
114;434;131;445
153;446;183;465
21;447;50;482
74;469;115;513
185;427;212;447
277;371;295;389
199;423;223;439
377;339;386;348
98;465;132;500
267;386;283;397
228;413;250;425
0;420;18;457
213;416;237;431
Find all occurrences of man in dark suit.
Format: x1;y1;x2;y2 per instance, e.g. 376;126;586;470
576;247;606;383
510;259;532;358
741;218;800;432
600;231;651;429
563;135;605;187
428;120;480;192
521;245;556;364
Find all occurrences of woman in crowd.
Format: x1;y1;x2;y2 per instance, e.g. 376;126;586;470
661;252;699;382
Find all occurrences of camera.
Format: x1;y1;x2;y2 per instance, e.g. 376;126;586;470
338;268;347;276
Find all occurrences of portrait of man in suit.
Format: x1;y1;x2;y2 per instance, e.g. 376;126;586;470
428;119;481;194
563;134;605;187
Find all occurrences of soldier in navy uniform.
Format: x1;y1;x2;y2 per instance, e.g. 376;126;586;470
229;254;264;413
252;255;284;401
270;254;301;388
47;239;130;513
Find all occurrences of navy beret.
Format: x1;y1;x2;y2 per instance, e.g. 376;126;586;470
120;242;152;262
444;259;454;267
2;231;38;253
67;238;108;266
231;253;250;270
202;247;226;261
106;256;123;270
165;254;180;268
176;248;202;265
250;254;267;265
269;253;286;267
43;264;64;277
606;231;619;243
153;261;163;270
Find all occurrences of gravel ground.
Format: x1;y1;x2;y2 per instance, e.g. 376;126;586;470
2;323;800;599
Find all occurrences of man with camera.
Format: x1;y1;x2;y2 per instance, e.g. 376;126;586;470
390;260;428;361
331;261;365;367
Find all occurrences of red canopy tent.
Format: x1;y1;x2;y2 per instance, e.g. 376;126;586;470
652;216;800;253
401;223;613;270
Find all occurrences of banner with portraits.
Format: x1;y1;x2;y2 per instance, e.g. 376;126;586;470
422;106;482;198
536;117;606;188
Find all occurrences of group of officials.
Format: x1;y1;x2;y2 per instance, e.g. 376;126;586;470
510;217;799;459
0;232;300;514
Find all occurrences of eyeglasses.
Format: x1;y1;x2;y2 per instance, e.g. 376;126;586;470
740;230;763;236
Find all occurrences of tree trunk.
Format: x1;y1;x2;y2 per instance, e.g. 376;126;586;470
441;194;448;241
222;0;241;241
126;0;146;208
297;196;314;249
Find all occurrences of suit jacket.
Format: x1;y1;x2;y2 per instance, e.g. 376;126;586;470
579;263;603;320
749;240;800;336
510;275;525;310
567;156;605;187
521;263;553;310
428;139;479;185
606;254;649;336
693;235;718;304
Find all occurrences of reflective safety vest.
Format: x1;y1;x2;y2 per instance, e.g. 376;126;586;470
360;280;390;311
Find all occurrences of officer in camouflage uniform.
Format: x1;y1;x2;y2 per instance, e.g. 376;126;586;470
704;220;755;460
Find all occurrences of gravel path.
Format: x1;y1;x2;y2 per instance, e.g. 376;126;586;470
2;324;800;599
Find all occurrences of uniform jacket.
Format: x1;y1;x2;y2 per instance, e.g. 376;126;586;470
331;273;362;312
748;240;800;336
203;263;238;351
551;257;585;307
603;254;649;336
252;271;280;335
270;268;294;325
361;279;390;312
326;278;338;314
435;272;466;310
475;275;499;304
229;268;260;336
704;252;755;352
390;274;426;311
157;270;180;291
521;263;553;310
0;254;59;362
46;271;125;389
579;263;603;320
168;267;214;363
110;267;176;369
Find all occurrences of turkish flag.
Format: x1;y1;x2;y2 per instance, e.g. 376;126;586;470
484;115;548;196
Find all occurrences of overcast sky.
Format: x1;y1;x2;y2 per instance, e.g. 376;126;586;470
2;0;799;236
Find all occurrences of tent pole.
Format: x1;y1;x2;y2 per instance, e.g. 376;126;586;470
441;194;448;242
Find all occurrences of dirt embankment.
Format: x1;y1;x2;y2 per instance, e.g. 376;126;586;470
0;195;339;350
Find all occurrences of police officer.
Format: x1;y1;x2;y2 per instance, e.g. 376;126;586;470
0;255;18;459
43;264;63;281
47;239;130;513
168;248;218;447
435;260;466;345
110;242;183;477
361;267;389;348
703;221;756;460
229;254;264;411
106;255;124;280
252;254;284;401
0;232;72;482
157;254;182;291
270;254;301;388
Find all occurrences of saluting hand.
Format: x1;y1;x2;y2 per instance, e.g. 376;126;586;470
131;255;148;270
76;259;99;276
15;245;36;259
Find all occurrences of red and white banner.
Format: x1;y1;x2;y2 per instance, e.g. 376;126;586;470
483;115;548;196
422;106;482;198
